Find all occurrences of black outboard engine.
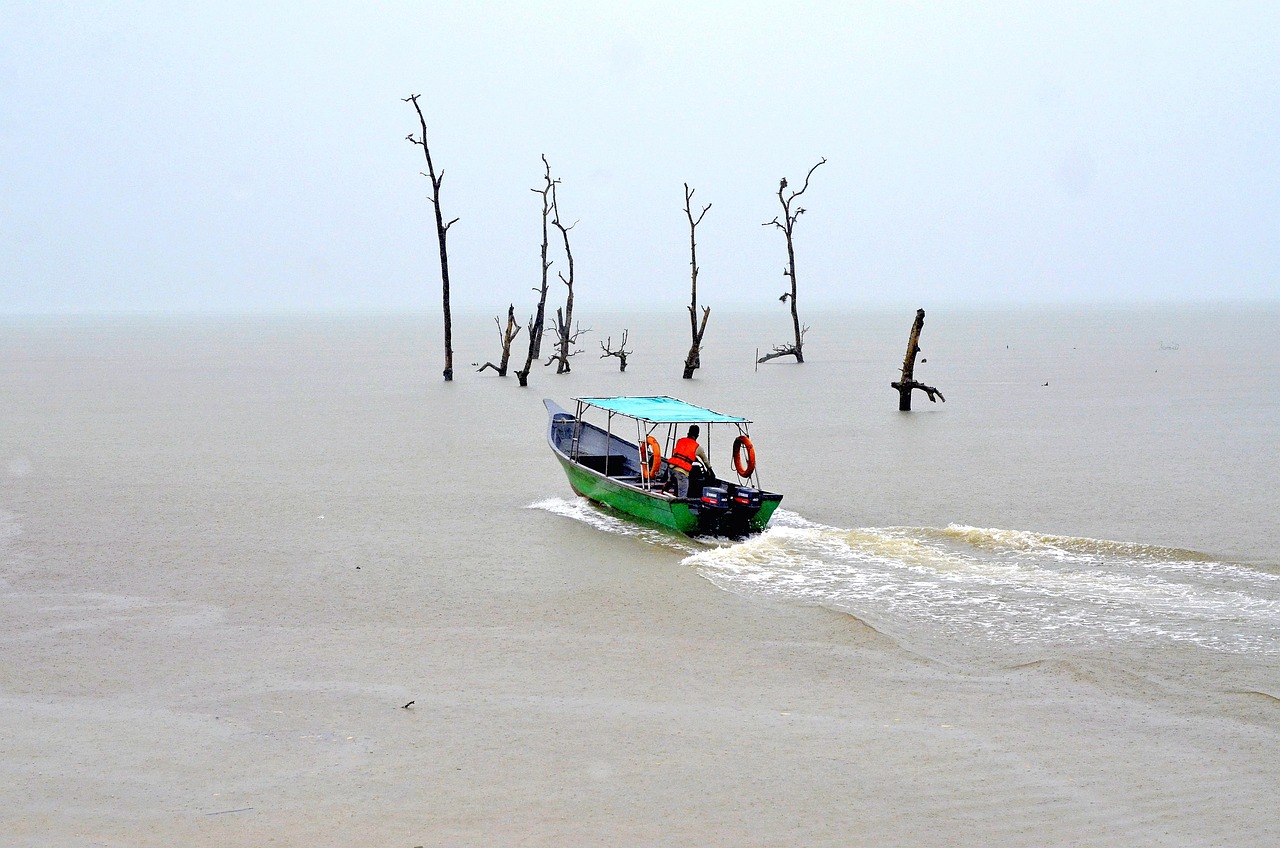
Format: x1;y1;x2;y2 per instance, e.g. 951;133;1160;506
699;486;730;508
696;485;731;533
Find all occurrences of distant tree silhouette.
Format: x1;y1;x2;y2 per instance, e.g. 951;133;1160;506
681;183;712;379
546;179;587;373
403;94;458;381
516;156;555;388
759;157;826;364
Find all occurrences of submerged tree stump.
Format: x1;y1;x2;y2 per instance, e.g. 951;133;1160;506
600;330;631;372
476;304;522;375
891;308;946;411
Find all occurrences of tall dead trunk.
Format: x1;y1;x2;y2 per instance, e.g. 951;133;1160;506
547;181;586;373
681;183;712;379
476;304;522;375
403;94;459;381
515;155;555;388
758;157;826;365
890;308;946;410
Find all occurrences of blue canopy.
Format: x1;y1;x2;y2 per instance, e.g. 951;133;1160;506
575;396;748;424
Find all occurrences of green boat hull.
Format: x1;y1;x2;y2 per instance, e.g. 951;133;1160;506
554;452;781;536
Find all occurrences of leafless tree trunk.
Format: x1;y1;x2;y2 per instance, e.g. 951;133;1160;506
546;181;588;373
515;155;555;388
681;183;712;379
404;94;459;381
476;304;522;375
890;308;946;410
758;157;826;365
600;330;632;372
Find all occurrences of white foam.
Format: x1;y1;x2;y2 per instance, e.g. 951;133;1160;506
527;497;703;553
686;519;1280;656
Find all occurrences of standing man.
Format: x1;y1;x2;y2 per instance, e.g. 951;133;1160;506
668;424;713;498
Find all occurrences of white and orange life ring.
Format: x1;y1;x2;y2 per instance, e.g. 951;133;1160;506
732;435;756;478
640;435;662;480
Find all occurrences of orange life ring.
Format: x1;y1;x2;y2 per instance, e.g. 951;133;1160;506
732;435;756;478
639;435;662;480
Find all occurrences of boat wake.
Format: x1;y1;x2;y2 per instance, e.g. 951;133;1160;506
529;497;704;554
686;511;1280;660
532;498;1280;660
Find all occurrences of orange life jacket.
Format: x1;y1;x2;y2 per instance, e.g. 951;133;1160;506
670;437;699;473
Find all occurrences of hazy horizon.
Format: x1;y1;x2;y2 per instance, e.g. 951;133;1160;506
4;2;1277;315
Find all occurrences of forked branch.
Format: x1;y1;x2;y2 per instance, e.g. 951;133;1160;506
600;330;632;372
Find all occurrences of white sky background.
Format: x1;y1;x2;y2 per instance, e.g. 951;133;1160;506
2;1;1277;313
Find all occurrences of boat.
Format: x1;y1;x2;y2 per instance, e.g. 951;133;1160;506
544;396;783;536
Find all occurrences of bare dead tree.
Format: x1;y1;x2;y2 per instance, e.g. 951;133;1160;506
758;157;826;364
546;180;588;373
891;308;946;410
681;183;712;379
545;307;589;371
404;94;459;381
475;304;522;375
515;155;556;388
600;330;632;372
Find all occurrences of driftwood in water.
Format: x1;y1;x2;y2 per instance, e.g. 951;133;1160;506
476;304;522;376
516;155;556;388
758;157;826;364
600;331;632;372
403;94;458;382
681;183;712;379
891;308;946;410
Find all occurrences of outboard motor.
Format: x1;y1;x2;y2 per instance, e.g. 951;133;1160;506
700;487;730;508
697;486;732;534
731;486;762;509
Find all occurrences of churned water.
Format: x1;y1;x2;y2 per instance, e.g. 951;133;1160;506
533;303;1280;681
537;497;1280;659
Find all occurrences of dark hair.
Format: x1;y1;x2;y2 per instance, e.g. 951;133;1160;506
688;424;700;438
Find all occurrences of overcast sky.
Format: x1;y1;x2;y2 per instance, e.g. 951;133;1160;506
2;1;1277;314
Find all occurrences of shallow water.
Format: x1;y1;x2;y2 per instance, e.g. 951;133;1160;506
535;304;1280;675
2;304;1278;845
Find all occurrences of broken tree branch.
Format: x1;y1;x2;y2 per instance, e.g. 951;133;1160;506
475;304;522;375
890;308;946;410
